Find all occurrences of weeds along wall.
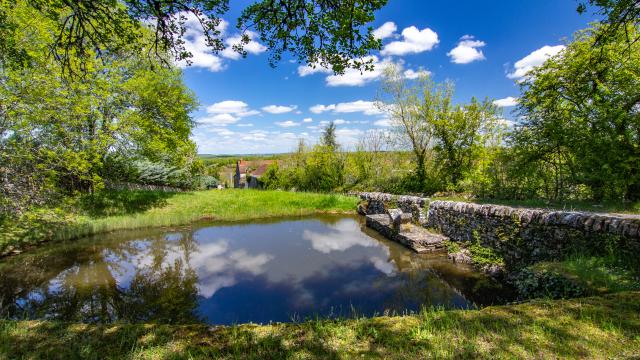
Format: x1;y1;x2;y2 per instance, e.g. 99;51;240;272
353;192;640;269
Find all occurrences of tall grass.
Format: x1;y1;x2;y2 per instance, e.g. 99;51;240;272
69;189;358;238
2;291;639;359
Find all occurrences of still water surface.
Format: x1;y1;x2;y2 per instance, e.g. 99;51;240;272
0;216;513;325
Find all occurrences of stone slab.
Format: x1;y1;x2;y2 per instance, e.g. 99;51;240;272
366;214;446;253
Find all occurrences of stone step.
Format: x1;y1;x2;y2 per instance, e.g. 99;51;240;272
366;214;447;253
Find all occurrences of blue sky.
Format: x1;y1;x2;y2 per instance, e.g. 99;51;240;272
183;0;599;155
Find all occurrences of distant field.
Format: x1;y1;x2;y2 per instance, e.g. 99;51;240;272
198;153;291;160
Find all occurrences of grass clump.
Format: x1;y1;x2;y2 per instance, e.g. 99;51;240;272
1;292;639;359
0;189;359;255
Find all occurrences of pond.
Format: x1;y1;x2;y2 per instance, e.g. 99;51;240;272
0;215;514;325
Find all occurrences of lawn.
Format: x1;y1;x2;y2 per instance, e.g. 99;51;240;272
2;291;638;359
0;189;359;255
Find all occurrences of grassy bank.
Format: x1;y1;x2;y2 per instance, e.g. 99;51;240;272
0;190;358;255
2;291;638;359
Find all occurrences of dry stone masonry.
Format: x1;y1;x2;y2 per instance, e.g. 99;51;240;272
353;192;428;225
365;212;446;253
354;192;640;269
427;200;640;268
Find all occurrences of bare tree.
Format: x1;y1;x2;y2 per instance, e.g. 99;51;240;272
377;64;435;185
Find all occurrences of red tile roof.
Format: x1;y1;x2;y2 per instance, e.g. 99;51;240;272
236;160;275;176
251;164;270;177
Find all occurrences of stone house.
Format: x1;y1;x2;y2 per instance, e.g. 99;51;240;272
233;160;274;189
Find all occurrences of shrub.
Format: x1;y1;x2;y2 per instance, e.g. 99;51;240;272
509;267;587;300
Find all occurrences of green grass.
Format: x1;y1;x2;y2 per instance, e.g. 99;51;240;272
1;292;638;359
531;256;640;295
431;196;640;214
0;189;358;255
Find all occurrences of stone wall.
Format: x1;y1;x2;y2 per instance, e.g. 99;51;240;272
105;181;187;192
352;192;428;224
353;192;640;268
426;201;640;268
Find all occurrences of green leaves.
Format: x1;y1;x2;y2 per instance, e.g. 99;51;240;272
239;0;386;74
1;0;387;75
515;23;640;200
1;2;200;220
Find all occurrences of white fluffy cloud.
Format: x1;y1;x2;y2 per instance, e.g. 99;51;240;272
241;130;268;141
374;118;392;127
199;113;238;126
493;96;518;107
221;31;267;59
174;12;266;72
325;56;394;87
381;26;439;56
175;13;228;72
335;128;364;148
297;63;332;77
373;21;397;40
261;105;297;114
198;100;259;126
404;68;431;79
275;120;300;128
309;100;383;116
299;55;400;87
206;100;259;117
507;45;565;80
302;117;313;123
309;104;335;113
447;35;486;64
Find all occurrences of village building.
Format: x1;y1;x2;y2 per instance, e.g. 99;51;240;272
233;160;275;189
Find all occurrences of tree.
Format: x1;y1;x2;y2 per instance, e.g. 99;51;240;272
0;0;388;75
379;64;503;192
1;1;199;207
303;144;344;191
578;0;640;47
321;121;338;149
378;65;433;188
515;24;640;200
431;96;501;188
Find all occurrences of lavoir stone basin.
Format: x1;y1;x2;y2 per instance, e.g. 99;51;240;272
0;215;514;325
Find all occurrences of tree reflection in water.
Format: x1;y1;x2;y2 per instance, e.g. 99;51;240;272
0;229;200;323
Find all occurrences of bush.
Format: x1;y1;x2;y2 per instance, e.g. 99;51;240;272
509;267;587;300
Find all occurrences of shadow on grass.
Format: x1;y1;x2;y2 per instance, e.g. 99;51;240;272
79;190;179;218
2;292;639;359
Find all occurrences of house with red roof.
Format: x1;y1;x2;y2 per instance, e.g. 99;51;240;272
233;160;275;189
